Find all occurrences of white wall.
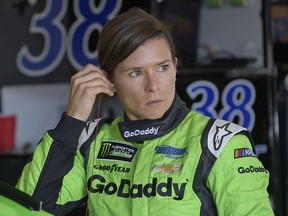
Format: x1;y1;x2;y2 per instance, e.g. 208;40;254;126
197;0;264;67
1;83;70;153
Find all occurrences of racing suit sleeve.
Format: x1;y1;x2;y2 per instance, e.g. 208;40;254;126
207;134;275;215
16;113;88;216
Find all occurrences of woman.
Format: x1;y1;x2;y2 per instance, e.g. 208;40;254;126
16;7;274;216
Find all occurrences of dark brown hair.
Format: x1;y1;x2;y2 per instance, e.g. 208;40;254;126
97;7;176;77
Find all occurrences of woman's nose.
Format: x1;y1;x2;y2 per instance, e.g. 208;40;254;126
145;73;160;93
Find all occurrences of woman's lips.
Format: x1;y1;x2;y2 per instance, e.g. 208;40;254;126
146;100;163;106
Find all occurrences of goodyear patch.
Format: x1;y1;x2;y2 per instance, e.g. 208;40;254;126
97;141;137;162
234;148;256;159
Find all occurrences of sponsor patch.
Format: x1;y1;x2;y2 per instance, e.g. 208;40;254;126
94;164;131;173
155;144;187;159
207;119;245;158
123;126;160;139
234;148;256;159
213;123;232;151
238;165;268;174
152;163;183;174
97;141;137;162
87;175;187;200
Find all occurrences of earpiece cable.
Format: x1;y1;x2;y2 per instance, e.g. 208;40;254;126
85;94;102;216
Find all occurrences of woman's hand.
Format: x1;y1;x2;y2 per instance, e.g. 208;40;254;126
66;64;114;121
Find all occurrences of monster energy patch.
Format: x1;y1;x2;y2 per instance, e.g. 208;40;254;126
97;141;138;162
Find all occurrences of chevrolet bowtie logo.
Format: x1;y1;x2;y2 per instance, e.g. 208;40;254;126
152;163;183;174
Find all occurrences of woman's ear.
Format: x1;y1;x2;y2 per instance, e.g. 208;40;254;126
112;86;117;93
174;57;178;68
174;58;178;82
174;57;178;76
109;77;117;92
174;57;178;74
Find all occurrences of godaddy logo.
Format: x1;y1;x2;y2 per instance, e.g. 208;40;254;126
123;126;160;138
87;175;187;200
238;166;268;174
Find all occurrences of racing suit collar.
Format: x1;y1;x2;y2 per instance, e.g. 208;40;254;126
118;94;189;142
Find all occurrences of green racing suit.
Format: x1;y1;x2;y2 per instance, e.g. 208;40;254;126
16;95;274;215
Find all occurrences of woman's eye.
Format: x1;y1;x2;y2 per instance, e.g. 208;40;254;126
129;70;142;77
158;65;168;72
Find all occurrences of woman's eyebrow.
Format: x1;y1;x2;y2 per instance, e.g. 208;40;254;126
124;59;172;71
156;59;172;66
125;66;142;71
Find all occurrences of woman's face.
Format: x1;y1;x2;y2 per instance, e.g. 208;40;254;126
113;37;177;120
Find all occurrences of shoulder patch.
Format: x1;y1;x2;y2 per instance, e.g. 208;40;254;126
78;118;103;148
207;119;246;158
78;117;115;149
234;148;256;159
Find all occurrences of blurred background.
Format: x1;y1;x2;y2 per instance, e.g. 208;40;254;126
0;0;287;215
